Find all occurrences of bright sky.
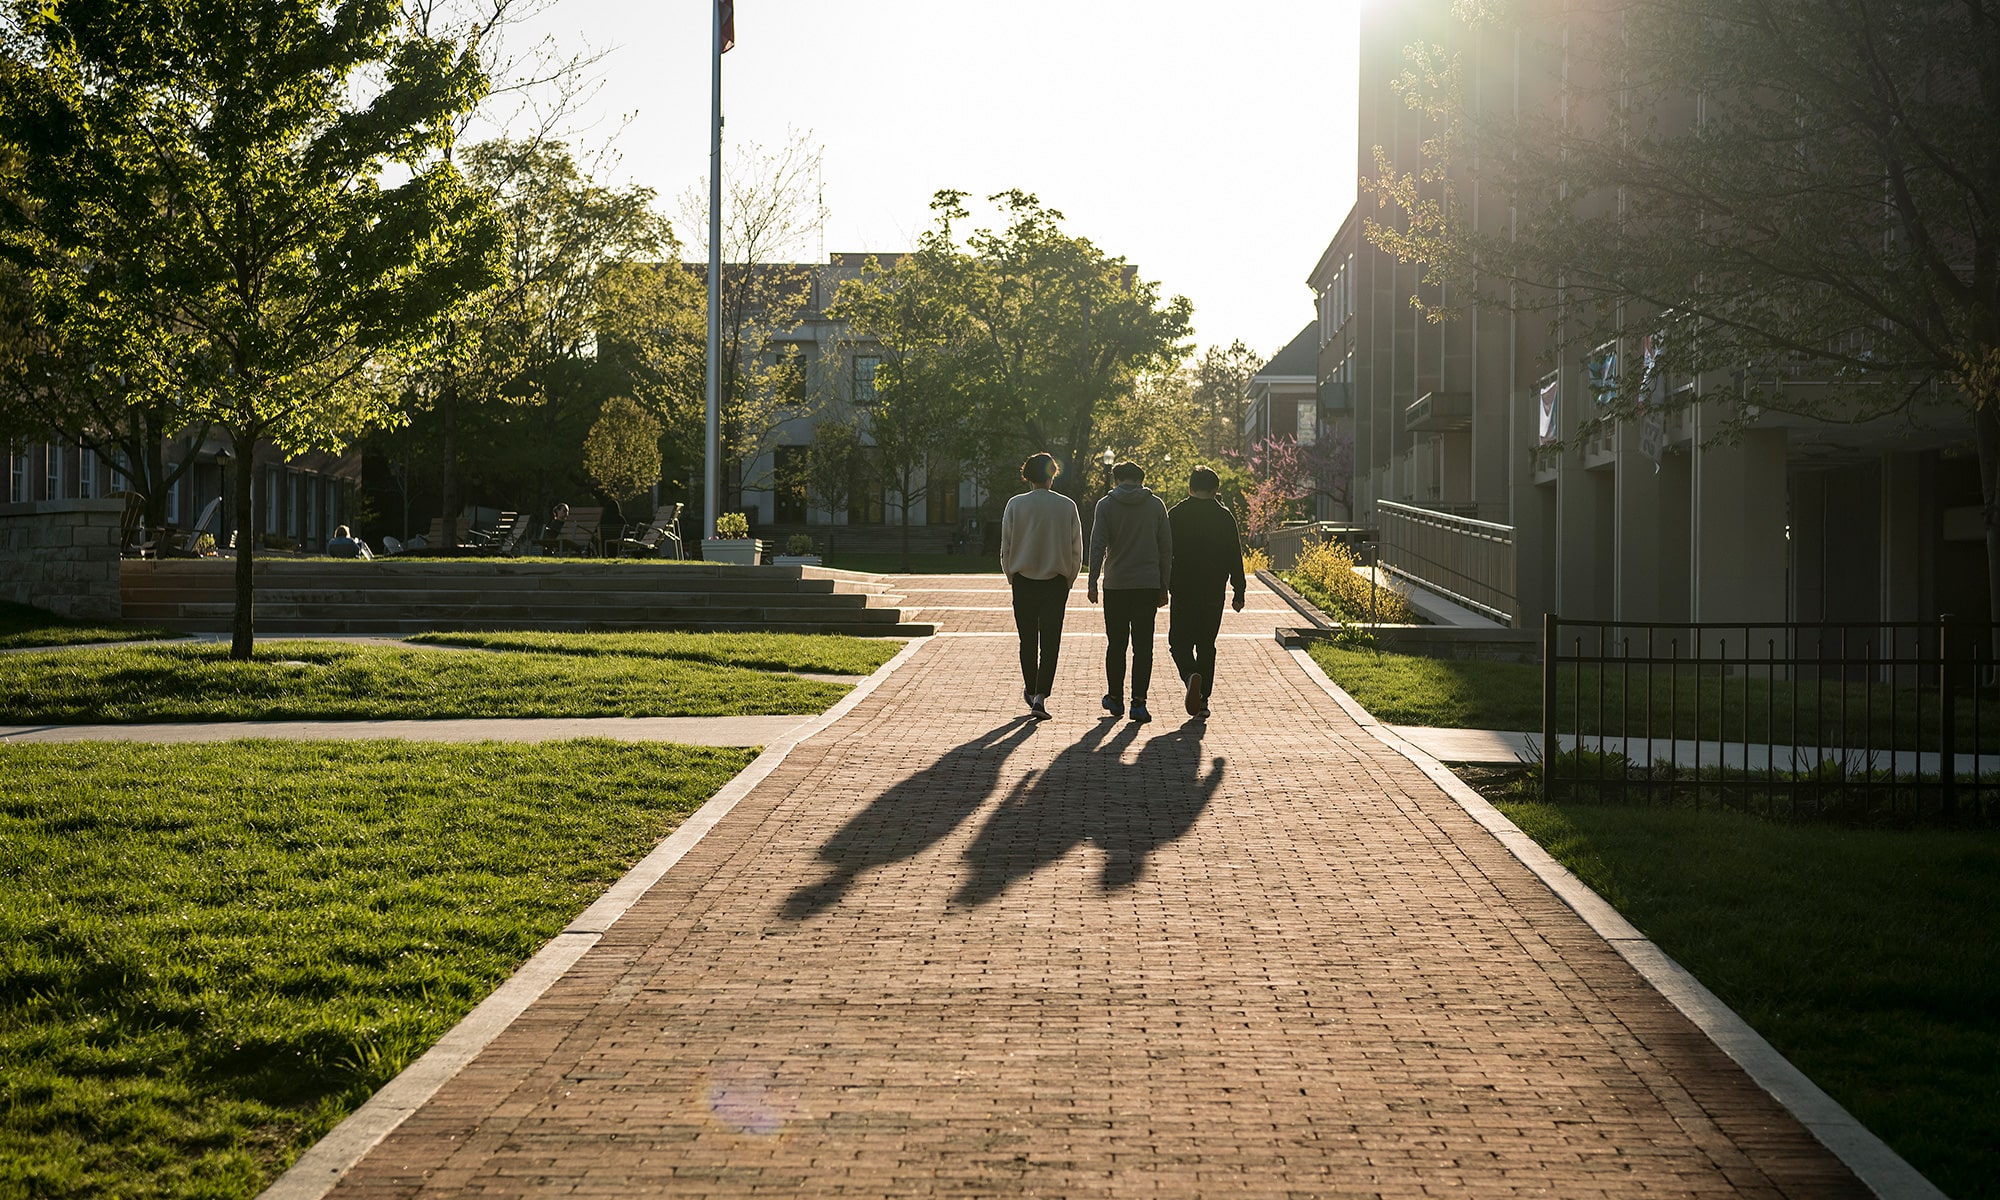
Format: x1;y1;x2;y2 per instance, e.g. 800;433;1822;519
496;1;1361;365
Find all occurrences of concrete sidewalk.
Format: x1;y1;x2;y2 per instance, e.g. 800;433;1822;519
272;574;1898;1198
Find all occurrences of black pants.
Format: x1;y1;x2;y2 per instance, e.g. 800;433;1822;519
1169;591;1225;699
1102;588;1159;702
1009;573;1069;696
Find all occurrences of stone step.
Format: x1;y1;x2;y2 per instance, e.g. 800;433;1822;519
119;560;923;637
136;615;934;637
122;589;894;612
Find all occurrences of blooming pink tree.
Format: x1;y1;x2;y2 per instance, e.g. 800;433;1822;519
1236;431;1353;538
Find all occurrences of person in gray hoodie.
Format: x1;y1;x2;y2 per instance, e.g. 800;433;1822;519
1087;460;1173;722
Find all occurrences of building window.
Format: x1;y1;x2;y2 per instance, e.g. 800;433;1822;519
852;355;878;404
45;444;62;499
774;445;808;522
1297;399;1318;447
77;445;97;498
166;473;181;524
266;467;282;536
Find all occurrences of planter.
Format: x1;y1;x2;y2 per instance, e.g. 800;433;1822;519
702;537;763;565
772;554;822;567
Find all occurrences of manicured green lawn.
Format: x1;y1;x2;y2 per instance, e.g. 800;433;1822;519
1313;642;2000;748
1310;643;1543;729
1495;798;2000;1199
0;739;756;1200
407;630;900;675
822;552;1000;574
0;600;177;650
0;641;848;723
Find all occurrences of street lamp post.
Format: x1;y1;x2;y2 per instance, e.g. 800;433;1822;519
1098;445;1115;493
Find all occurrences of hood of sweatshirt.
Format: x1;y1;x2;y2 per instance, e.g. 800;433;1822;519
1108;482;1155;506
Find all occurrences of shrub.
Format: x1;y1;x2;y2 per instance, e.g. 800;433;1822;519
784;533;815;555
1242;546;1271;574
714;512;751;539
1287;539;1415;624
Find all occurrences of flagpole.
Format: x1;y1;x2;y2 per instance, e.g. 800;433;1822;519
703;0;723;542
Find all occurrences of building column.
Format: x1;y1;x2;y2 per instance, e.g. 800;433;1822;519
1691;424;1788;623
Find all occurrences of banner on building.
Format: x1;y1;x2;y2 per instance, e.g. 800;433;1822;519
1537;376;1560;444
1586;342;1619;404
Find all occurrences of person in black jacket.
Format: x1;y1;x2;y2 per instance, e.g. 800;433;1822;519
1166;466;1245;718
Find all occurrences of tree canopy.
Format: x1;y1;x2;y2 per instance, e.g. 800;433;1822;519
833;190;1192;519
0;0;505;654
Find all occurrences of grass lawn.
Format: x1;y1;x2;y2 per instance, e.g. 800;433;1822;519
407;630;900;675
1493;797;2000;1198
822;552;999;574
1312;642;2000;748
0;739;756;1200
1311;643;1543;729
0;641;849;723
0;601;178;651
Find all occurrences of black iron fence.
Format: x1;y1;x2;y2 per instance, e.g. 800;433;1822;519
1541;615;2000;822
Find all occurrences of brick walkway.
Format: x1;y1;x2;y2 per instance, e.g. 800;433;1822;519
326;575;1866;1198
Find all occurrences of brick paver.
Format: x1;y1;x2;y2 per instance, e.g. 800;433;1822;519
327;575;1866;1198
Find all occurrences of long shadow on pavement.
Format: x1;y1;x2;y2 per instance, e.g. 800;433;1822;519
953;718;1225;907
782;715;1040;919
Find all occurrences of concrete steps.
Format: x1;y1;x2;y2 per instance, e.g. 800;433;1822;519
122;561;933;637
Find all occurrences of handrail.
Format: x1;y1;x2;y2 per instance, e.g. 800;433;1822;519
1375;500;1516;625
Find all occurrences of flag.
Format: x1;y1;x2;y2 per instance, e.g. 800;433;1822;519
1538;377;1559;444
720;0;735;52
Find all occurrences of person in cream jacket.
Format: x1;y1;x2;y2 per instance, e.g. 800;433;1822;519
1000;452;1083;720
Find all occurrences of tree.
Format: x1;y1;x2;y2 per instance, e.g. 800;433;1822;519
895;189;1193;517
1367;0;2000;618
804;413;863;534
0;0;506;657
451;137;673;519
680;132;830;498
582;394;661;510
1190;340;1262;457
830;256;973;569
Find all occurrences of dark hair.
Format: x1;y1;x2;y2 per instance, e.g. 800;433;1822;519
1021;452;1059;485
1111;460;1144;484
1188;466;1220;494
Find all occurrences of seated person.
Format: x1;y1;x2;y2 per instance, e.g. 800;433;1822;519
327;525;373;559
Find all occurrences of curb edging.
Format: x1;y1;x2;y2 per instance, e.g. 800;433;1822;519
259;636;931;1200
1285;645;1947;1200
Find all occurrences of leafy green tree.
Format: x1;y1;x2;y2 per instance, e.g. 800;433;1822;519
860;190;1192;521
830;256;974;568
804;413;863;532
0;0;505;657
582;394;662;510
452;137;673;520
1191;340;1261;458
1368;0;2000;617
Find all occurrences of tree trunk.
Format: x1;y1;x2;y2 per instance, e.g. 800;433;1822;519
900;491;912;573
229;427;257;660
1978;401;2000;628
438;383;460;550
142;408;168;529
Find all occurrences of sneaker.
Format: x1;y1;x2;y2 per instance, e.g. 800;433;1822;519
1130;701;1152;724
1024;687;1034;710
1183;672;1204;716
1030;695;1051;721
1197;704;1211;720
1101;694;1125;718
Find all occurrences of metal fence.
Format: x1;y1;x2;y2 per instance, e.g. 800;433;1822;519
1541;615;2000;822
1376;501;1515;625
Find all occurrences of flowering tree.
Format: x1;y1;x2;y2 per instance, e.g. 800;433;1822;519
1238;432;1354;538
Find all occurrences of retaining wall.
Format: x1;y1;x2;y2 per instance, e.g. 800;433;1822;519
0;499;124;620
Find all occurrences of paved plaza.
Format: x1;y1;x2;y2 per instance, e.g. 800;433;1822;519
267;574;1873;1198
